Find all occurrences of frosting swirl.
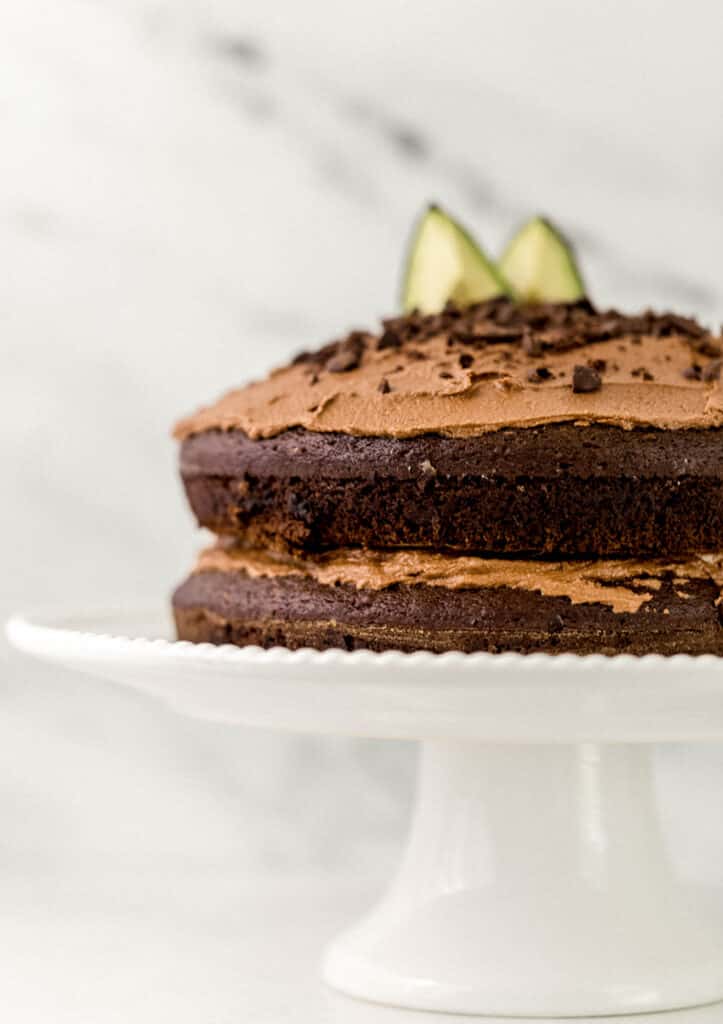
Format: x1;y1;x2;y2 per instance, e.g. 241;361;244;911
174;300;723;440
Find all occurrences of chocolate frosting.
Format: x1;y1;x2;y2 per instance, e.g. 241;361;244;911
193;543;723;615
174;300;723;440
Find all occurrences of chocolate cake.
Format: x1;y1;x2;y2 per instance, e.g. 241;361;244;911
175;301;723;557
172;295;723;655
173;99;723;658
173;543;723;655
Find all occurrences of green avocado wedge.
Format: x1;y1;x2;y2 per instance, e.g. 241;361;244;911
402;204;511;314
499;216;586;303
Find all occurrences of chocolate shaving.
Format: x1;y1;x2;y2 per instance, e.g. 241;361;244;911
651;312;707;339
322;298;716;369
448;327;523;347
534;328;581;353
325;332;367;373
572;364;602;393
527;366;553;384
690;337;722;358
292;340;339;366
470;370;502;382
378;377;391;394
458;353;473;369
377;330;400;351
468;327;524;344
570;297;596;315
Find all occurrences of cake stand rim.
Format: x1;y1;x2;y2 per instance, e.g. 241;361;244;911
7;607;723;742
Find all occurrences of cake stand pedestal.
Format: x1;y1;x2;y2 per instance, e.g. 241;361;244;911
326;740;723;1016
7;611;723;1017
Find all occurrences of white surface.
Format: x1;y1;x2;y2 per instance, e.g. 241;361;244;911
3;859;722;1024
4;1;723;1019
8;613;723;1014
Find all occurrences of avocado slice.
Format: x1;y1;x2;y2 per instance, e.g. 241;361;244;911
402;204;511;314
499;216;585;303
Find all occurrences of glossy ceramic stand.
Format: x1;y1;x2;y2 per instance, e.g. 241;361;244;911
325;740;723;1016
7;613;723;1017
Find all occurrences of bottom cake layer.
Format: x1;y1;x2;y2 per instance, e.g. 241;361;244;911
172;545;723;656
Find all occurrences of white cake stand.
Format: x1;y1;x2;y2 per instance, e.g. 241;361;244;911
7;609;723;1018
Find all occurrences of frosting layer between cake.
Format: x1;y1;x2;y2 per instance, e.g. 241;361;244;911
193;543;723;615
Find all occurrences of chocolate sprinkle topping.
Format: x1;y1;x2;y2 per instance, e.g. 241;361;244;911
293;299;719;390
325;332;367;373
330;299;714;364
572;364;602;394
377;329;401;351
691;337;722;358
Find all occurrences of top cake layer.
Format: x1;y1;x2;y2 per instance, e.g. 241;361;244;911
175;299;723;441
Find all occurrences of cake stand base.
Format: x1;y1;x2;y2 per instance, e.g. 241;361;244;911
325;741;723;1016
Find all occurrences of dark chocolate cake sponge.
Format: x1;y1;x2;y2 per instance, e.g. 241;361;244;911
173;543;723;656
174;300;723;557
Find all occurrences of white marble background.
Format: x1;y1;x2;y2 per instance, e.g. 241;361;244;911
2;1;723;1020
